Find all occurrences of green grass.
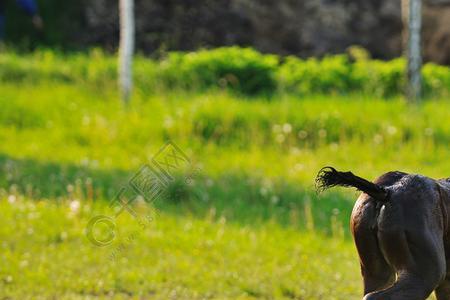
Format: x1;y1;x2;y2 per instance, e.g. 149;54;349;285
0;197;361;300
0;49;447;299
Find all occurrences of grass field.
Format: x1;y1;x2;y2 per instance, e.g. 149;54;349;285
1;49;448;299
1;198;361;299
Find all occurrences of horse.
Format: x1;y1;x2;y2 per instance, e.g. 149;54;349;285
316;166;450;300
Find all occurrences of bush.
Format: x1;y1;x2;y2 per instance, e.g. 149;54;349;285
158;47;279;95
352;58;405;97
422;63;450;97
277;55;355;95
0;47;449;97
277;54;449;98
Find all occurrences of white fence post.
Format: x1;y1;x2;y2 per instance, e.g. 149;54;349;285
118;0;135;104
406;0;422;101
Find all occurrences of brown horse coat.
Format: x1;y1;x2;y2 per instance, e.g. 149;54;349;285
316;167;450;300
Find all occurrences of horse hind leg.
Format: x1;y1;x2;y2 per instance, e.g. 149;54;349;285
364;227;445;300
352;199;395;295
435;278;450;300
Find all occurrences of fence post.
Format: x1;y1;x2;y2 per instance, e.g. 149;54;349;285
406;0;422;102
118;0;135;104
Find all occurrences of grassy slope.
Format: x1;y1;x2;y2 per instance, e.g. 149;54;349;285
0;51;447;299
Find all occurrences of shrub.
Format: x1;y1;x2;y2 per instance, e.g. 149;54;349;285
158;47;279;95
277;55;356;95
278;53;449;98
0;47;449;97
422;63;450;98
352;58;405;97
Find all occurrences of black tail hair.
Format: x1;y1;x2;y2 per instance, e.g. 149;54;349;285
315;167;388;201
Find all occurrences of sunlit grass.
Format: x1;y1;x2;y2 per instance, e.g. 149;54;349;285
0;50;446;299
0;197;361;299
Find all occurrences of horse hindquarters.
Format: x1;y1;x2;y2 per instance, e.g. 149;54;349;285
363;179;447;300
